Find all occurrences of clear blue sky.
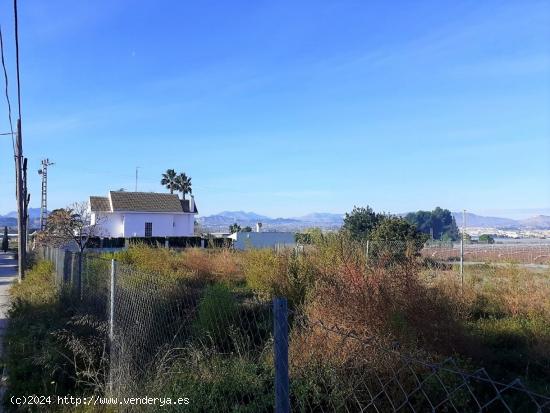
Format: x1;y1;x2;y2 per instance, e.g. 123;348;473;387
0;0;549;218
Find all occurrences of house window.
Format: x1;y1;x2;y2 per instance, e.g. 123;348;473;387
145;222;153;237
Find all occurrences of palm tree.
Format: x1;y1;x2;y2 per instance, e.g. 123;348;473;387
175;173;192;200
161;169;178;194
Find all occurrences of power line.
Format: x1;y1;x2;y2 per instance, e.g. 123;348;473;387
13;0;21;120
0;25;15;154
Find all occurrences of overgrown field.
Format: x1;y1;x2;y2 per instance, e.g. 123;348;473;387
4;237;549;411
109;240;550;408
2;260;108;412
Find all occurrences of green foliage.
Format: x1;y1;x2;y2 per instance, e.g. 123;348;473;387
3;260;108;409
160;169;178;194
4;262;77;403
175;172;192;200
229;223;242;234
150;352;273;413
468;315;550;391
368;216;428;264
342;206;384;241
2;226;8;251
479;234;495;244
242;226;253;232
405;207;459;241
161;169;193;198
243;249;282;297
194;283;238;349
295;228;323;245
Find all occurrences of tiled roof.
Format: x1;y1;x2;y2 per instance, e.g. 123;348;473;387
90;192;198;214
89;196;110;211
109;191;185;212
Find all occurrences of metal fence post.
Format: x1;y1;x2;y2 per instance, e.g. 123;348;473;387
109;259;116;343
109;258;117;395
460;236;464;291
460;209;465;292
274;297;289;413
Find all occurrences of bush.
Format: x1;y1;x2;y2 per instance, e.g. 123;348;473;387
193;283;238;350
242;249;284;298
148;350;273;413
3;260;107;409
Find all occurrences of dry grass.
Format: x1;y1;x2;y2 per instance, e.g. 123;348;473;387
110;244;243;285
428;265;550;320
108;243;550;389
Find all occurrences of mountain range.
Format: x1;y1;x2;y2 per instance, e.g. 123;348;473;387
0;208;43;228
198;211;344;231
1;208;549;232
198;210;550;231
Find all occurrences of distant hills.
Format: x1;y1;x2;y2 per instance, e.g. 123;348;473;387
198;210;550;232
198;211;344;231
0;208;44;229
451;212;550;230
1;208;548;232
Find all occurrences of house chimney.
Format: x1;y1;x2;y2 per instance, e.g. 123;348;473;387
189;195;195;213
256;222;262;233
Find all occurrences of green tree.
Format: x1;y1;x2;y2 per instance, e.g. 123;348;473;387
160;169;178;194
175;172;192;200
242;226;253;232
405;207;459;241
342;206;384;241
2;226;8;252
370;217;428;264
229;223;241;234
478;234;495;244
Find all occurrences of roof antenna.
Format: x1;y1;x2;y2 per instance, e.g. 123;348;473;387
135;166;140;192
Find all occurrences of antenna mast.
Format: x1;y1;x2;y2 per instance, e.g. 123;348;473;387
38;158;54;231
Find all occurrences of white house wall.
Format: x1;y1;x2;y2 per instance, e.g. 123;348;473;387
93;212;124;238
122;213;194;237
173;214;194;237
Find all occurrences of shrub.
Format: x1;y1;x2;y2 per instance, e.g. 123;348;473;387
3;260;107;408
148;349;273;413
242;249;284;298
289;234;466;375
193;283;238;350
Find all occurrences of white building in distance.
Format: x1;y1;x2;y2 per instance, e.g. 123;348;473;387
229;230;296;250
89;191;198;238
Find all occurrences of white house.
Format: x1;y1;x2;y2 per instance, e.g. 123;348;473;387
229;231;296;250
89;191;198;238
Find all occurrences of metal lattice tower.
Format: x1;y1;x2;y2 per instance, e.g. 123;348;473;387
38;159;54;231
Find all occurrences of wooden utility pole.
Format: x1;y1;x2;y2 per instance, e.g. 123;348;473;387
14;0;26;280
15;119;25;280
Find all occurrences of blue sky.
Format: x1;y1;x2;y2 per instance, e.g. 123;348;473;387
0;0;549;218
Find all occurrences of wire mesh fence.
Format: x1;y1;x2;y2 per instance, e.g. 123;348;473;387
421;242;550;265
286;314;550;412
36;245;550;412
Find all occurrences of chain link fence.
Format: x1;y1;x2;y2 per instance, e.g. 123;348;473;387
422;242;550;265
285;314;550;412
37;246;550;412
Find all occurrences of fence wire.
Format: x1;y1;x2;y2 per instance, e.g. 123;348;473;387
37;246;550;412
287;315;550;413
